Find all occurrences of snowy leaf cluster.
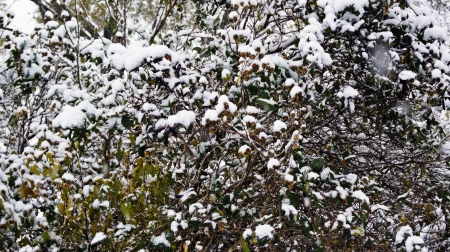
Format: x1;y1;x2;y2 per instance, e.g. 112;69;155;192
0;0;450;251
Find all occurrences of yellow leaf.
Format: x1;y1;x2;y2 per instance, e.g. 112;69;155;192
50;164;60;180
136;157;143;167
30;164;40;175
46;152;54;163
57;202;64;214
400;214;407;225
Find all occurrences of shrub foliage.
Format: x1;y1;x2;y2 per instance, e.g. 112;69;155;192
0;0;450;251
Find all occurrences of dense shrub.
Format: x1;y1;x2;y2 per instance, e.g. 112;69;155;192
0;0;450;251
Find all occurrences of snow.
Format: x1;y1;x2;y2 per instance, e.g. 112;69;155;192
307;172;320;180
151;233;170;247
267;158;280;169
273;120;287;132
202;110;219;125
102;80;125;105
221;69;231;79
338;86;359;99
91;232;107;245
252;39;264;53
336;186;348;199
18;245;40;252
52;101;98;129
156;110;196;129
254;224;274;239
142;103;157;111
312;191;324;200
1;0;449;251
243;115;257;124
371;204;390;212
171;221;179;233
281;204;298;217
239;145;251;155
115;223;135;237
399;71;417;80
285;78;296;87
238;45;256;56
351;190;370;204
189;202;204;214
405;236;424;252
290;85;305;99
246;106;260;114
345;173;358;184
61;11;69;18
333;0;369;14
61;173;75;182
431;69;442;79
424;27;448;41
107;44;179;71
216;95;237;114
320;167;332;180
367;32;394;41
304;197;310;207
92;200;109;209
5;0;38;33
229;11;238;20
52;106;87;128
396;225;413;244
243;228;253;239
338;86;359;112
178;188;196;202
395;225;424;251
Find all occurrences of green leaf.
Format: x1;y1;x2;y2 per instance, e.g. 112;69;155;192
108;16;115;35
361;212;367;228
18;236;31;247
242;238;250;252
300;216;311;238
310;158;324;172
145;163;159;177
314;240;325;252
437;187;446;199
287;192;298;207
120;203;134;218
121;115;132;128
191;220;199;230
129;133;136;146
222;194;231;205
256;98;278;111
41;231;51;242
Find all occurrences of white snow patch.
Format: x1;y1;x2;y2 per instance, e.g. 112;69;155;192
62;172;75;182
338;86;359;98
178;188;196;202
255;224;274;239
156;110;196;129
273;120;287;132
281;204;298;217
243;228;253;239
91;232;107;245
267;158;280;169
151;233;170;247
399;71;417;80
352;190;370;204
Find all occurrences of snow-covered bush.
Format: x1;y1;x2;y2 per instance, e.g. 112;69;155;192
0;0;450;251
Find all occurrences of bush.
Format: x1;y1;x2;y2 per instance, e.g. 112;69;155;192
0;0;450;251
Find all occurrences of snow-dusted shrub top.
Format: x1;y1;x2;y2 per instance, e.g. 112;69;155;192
0;0;450;251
